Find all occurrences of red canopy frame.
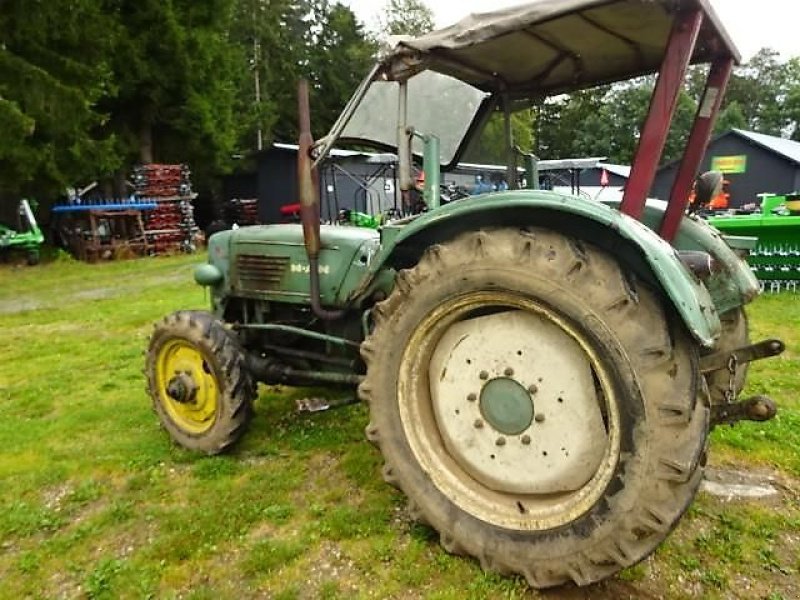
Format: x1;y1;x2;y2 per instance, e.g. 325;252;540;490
620;9;704;221
620;6;736;242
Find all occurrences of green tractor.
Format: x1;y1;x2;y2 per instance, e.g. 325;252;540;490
146;0;785;588
0;200;44;265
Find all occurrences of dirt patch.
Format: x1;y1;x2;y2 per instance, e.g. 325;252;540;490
298;541;363;598
292;453;366;507
0;298;42;314
71;287;117;302
0;269;190;315
41;483;74;512
541;577;666;600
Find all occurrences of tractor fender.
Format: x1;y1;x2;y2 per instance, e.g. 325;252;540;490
602;198;760;316
362;190;722;347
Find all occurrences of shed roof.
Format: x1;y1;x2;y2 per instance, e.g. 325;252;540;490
732;129;800;167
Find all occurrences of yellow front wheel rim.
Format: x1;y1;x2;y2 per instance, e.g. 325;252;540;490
155;339;219;434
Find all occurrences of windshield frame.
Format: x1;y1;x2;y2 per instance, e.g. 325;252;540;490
315;65;497;173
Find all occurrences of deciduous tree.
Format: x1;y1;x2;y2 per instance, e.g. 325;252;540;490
380;0;435;37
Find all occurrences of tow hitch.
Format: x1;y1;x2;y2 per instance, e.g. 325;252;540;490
699;339;785;374
701;339;785;426
711;395;778;426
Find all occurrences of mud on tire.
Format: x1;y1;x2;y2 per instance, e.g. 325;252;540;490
359;228;709;588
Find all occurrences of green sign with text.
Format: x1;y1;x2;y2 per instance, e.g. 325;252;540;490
711;155;748;174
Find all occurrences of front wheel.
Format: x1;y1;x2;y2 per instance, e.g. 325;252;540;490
360;228;709;588
145;310;256;454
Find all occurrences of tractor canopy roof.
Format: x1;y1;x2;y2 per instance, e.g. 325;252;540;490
325;0;739;167
381;0;739;97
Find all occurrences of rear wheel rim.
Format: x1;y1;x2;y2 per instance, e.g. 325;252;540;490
398;291;622;531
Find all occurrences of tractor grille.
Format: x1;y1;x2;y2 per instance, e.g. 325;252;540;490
235;254;289;291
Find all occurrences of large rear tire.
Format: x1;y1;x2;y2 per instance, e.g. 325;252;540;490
359;228;709;588
145;310;256;454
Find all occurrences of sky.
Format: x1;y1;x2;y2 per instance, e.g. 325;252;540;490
341;0;800;61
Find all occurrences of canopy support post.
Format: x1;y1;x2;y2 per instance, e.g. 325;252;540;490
619;9;704;221
660;57;734;241
504;93;518;189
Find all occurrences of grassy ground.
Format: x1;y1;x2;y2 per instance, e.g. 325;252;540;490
0;254;798;599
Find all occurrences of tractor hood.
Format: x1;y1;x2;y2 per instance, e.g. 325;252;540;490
202;225;380;309
382;0;740;97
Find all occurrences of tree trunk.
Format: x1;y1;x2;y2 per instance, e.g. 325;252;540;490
139;121;154;164
114;169;128;199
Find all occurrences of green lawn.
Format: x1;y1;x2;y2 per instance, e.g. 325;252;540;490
0;254;798;599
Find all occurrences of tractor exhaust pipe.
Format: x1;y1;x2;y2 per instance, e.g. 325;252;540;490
297;80;344;320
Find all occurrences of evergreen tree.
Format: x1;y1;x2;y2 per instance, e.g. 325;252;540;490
99;0;247;190
0;0;118;197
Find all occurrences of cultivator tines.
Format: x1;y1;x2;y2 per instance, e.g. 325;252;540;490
761;280;800;293
738;242;800;293
749;243;800;286
135;163;198;254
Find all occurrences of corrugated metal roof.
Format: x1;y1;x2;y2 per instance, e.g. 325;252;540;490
733;129;800;166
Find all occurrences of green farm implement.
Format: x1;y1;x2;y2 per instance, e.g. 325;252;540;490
0;200;44;265
707;194;800;291
145;0;785;588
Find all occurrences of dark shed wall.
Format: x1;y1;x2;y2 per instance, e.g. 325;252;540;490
222;172;258;202
256;148;299;224
239;148;397;224
652;133;799;207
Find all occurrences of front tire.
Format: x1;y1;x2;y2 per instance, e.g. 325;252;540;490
145;310;256;454
359;228;708;588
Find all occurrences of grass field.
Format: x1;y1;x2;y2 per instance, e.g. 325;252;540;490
0;253;798;599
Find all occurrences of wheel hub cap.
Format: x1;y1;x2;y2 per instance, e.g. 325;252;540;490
166;373;198;404
428;310;608;494
479;377;533;435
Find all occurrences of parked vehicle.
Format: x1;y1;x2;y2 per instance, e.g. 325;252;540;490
145;0;784;587
0;200;44;265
